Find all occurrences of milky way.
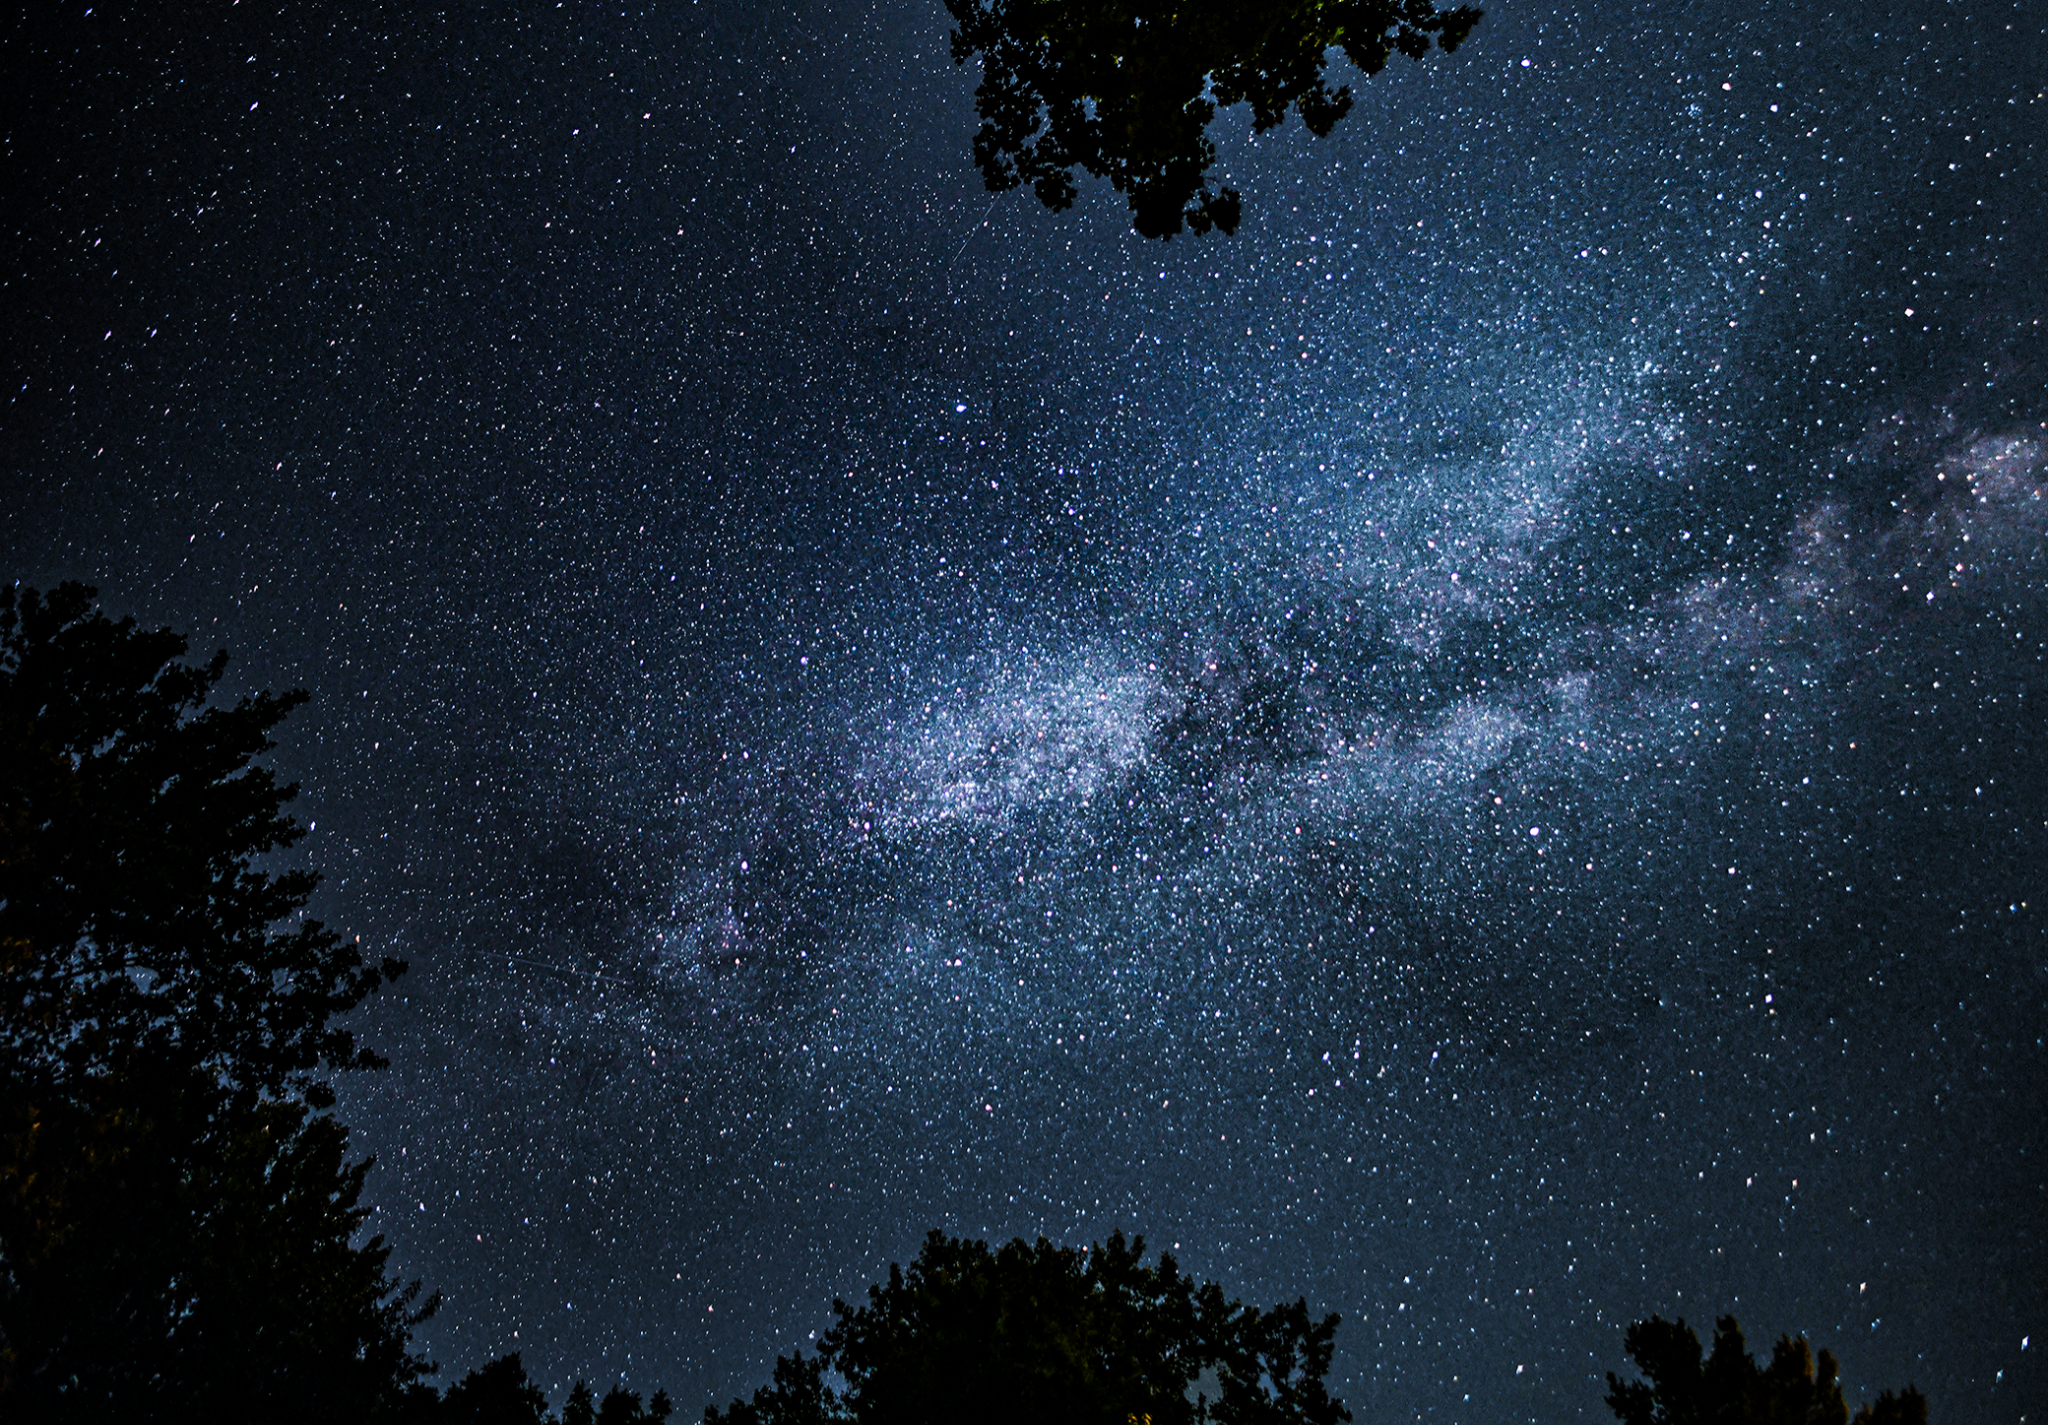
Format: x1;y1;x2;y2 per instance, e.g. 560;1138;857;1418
4;0;2044;1419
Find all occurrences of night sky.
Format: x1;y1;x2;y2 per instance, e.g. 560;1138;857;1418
5;0;2046;1419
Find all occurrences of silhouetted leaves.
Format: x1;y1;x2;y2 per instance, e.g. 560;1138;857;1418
397;1356;674;1425
945;0;1482;237
706;1351;842;1425
706;1228;1350;1425
1606;1315;1927;1425
439;1351;554;1424
0;582;402;1112
0;582;430;1419
598;1383;674;1424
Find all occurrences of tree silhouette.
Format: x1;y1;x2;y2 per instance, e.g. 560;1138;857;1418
599;1383;675;1424
706;1349;842;1425
706;1228;1350;1425
1606;1316;1928;1425
945;0;1483;237
388;1353;676;1424
437;1351;555;1424
0;582;429;1419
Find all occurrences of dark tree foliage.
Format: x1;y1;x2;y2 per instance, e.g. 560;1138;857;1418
705;1229;1350;1425
706;1350;842;1425
1606;1316;1928;1425
435;1351;556;1424
946;0;1483;238
0;582;428;1420
389;1353;673;1425
0;582;401;1107
599;1383;676;1424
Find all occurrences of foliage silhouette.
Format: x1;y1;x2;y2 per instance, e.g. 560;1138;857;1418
945;0;1483;237
705;1228;1350;1425
1606;1315;1928;1425
389;1354;676;1424
600;1383;676;1424
0;582;401;1109
0;582;429;1420
435;1350;556;1424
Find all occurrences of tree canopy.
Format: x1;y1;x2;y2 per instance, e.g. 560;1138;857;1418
0;581;401;1110
1607;1315;1928;1425
945;0;1483;238
430;1350;557;1423
0;582;428;1420
707;1228;1350;1425
390;1353;674;1425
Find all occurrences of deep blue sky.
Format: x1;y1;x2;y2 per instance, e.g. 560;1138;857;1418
4;0;2045;1419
